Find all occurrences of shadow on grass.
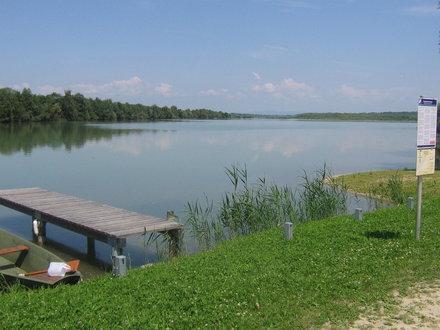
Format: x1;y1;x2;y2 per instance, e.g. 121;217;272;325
364;230;400;239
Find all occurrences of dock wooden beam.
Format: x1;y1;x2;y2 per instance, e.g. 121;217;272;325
0;188;183;275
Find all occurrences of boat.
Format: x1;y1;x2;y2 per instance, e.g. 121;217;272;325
0;229;82;288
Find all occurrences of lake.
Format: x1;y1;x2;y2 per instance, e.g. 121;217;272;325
0;120;416;274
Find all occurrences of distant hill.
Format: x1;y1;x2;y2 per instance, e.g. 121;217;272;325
231;112;418;121
292;112;417;122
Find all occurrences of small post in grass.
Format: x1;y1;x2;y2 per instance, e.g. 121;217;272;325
284;222;293;240
407;196;415;210
354;208;363;221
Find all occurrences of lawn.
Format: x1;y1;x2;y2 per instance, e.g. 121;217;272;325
1;170;440;328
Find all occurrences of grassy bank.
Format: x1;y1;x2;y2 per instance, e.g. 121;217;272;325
1;170;440;328
336;169;440;198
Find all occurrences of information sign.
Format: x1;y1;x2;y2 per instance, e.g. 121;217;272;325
417;98;437;148
416;148;436;176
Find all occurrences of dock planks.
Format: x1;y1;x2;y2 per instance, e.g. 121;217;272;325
0;188;182;246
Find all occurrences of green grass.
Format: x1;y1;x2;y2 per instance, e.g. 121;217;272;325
2;170;440;328
336;170;440;198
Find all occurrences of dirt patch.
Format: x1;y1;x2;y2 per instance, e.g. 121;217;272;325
351;281;440;329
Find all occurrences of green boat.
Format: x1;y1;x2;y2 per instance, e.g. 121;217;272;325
0;229;82;288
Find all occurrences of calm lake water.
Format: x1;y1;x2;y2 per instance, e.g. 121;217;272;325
0;120;416;274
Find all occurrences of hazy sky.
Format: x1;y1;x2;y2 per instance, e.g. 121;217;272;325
1;0;439;114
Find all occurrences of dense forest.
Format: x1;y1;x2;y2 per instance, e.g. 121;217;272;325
293;112;417;122
0;87;231;123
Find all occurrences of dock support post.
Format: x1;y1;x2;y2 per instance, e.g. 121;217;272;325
87;237;96;258
167;210;182;257
32;212;46;245
111;239;127;277
168;229;182;258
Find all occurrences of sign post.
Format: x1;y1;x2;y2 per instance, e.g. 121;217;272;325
415;97;438;240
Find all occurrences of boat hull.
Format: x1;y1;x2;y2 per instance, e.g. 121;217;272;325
0;229;82;288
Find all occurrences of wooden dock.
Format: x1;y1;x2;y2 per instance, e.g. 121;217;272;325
0;188;183;269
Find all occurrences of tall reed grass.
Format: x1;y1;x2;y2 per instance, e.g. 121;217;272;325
186;165;347;251
368;172;405;204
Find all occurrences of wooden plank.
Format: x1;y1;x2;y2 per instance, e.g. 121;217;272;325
0;193;60;205
49;206;164;223
111;222;182;237
66;213;163;227
9;196;87;209
0;187;182;244
91;217;170;231
8;190;61;199
0;188;43;196
39;201;106;215
49;207;137;222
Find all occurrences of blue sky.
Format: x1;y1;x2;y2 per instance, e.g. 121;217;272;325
0;0;439;114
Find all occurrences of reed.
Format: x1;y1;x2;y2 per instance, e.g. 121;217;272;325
368;171;405;204
186;165;347;250
296;166;347;222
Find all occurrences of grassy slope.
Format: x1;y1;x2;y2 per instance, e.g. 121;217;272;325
1;171;440;328
336;170;440;197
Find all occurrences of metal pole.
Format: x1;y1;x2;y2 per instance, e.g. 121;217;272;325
354;208;363;221
415;175;423;240
284;222;293;240
407;196;414;210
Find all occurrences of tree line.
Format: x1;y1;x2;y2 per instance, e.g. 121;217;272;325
0;87;231;123
293;112;417;122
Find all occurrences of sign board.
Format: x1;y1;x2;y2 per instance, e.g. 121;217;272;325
417;98;437;148
416;98;438;176
416;148;436;176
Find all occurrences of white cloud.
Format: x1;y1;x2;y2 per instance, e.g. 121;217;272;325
8;76;177;99
200;88;229;96
337;84;383;99
252;77;315;97
199;88;246;100
154;83;173;96
403;4;439;16
72;76;144;96
10;82;30;91
253;83;276;93
252;72;261;80
35;85;64;95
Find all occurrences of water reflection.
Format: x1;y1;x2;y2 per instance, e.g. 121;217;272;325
0;122;148;155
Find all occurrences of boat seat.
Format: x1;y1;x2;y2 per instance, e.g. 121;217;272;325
0;245;29;256
0;256;15;270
